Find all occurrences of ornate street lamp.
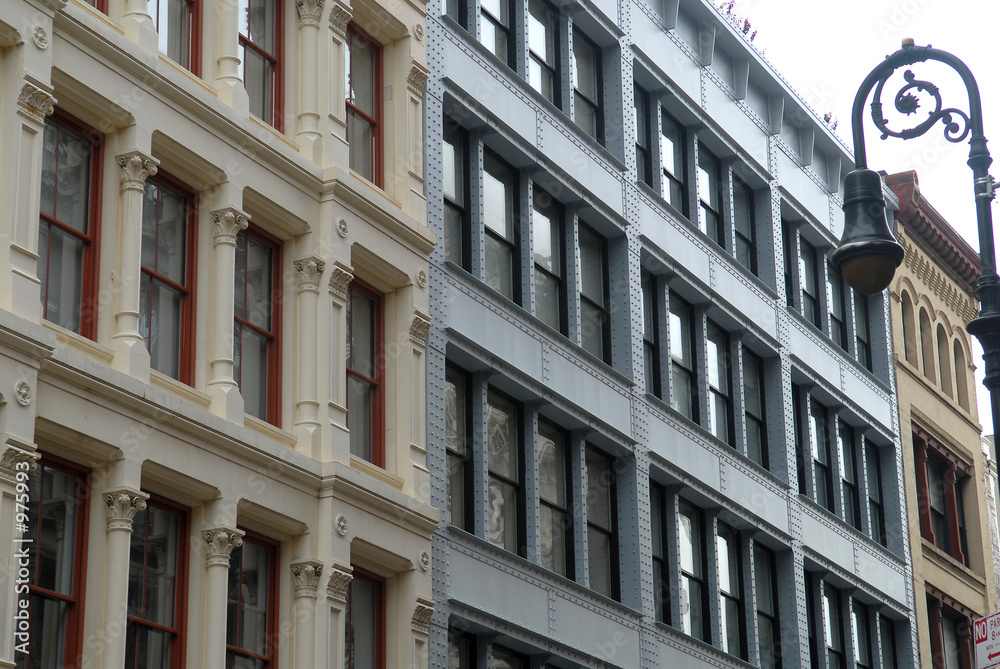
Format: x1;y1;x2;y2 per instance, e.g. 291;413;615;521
834;38;1000;443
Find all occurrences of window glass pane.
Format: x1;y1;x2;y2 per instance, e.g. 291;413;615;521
487;396;518;479
483;156;513;240
53;124;92;233
43;227;85;331
571;32;597;99
40;121;58;218
527;0;555;63
581;300;606;359
348;37;376;114
241;0;275;50
586;449;612;529
579;225;604;301
669;296;691;363
348;288;375;376
239;327;269;420
27;595;69;667
242;48;271;122
532;191;560;273
540;504;567;575
348;375;373;461
535;271;560;330
348;112;375;181
587;528;612;596
679;505;700;576
443;128;463;204
754;545;774;615
28;465;80;595
488;478;518;552
481;0;507;24
245;237;273;330
348;578;377;669
148;281;182;378
538;425;566;506
660;113;683;178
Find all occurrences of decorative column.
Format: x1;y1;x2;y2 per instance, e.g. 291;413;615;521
111;151;158;383
203;528;244;668
296;0;326;160
326;565;353;666
291;560;324;669
294;256;325;456
120;0;158;53
328;262;354;454
328;3;353;161
207;208;250;421
943;466;966;564
216;0;250;113
102;488;149;669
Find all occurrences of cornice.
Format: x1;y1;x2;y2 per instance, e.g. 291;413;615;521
897;235;979;325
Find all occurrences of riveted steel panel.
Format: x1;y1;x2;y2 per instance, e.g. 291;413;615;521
712;268;779;341
776;149;832;230
537;117;624;211
801;512;856;572
449;289;545;378
646;414;721;490
549;593;642;666
447;549;551;634
630;21;701;100
545;350;632;435
719;460;789;534
703;78;769;168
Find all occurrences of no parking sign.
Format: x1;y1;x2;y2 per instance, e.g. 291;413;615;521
976;611;1000;669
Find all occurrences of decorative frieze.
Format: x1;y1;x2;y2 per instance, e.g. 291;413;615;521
329;262;354;302
17;82;56;123
0;444;39;481
211;208;250;246
329;3;352;39
409;313;431;347
203;528;245;567
104;488;149;531
295;255;326;292
326;564;353;602
407;63;430;96
291;559;324;598
296;0;325;26
117;150;159;193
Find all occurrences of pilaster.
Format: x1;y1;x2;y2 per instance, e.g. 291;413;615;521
294;255;326;457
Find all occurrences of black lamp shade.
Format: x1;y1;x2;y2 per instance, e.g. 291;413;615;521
833;168;905;295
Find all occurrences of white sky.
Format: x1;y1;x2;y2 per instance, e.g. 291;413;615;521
733;0;999;434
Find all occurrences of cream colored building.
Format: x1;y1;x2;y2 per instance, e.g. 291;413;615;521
888;170;998;669
0;0;435;667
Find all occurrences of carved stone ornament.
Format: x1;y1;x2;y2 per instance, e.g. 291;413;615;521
32;26;48;50
294;255;326;292
335;513;349;536
411;598;434;634
203;528;244;567
329;263;354;302
17;82;56;123
409;313;431;347
211;208;250;246
117;151;159;193
329;4;352;39
296;0;325;26
0;445;40;479
326;565;353;602
15;381;32;406
291;560;324;598
337;218;349;238
415;269;428;288
414;23;424;41
419;550;430;572
104;489;149;531
407;64;430;97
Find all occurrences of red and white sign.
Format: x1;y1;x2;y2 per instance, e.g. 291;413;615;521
976;611;1000;669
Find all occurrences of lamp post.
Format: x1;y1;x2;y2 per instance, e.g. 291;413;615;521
833;38;1000;450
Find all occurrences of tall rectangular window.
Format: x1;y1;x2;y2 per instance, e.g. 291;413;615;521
754;544;780;669
39;113;102;339
234;227;281;425
239;0;282;129
642;273;661;397
839;421;862;529
706;321;733;446
586;446;618;599
527;0;558;104
866;440;886;546
447;631;476;669
733;178;756;274
538;421;572;577
852;601;873;669
634;84;652;186
717;523;745;659
141;173;196;384
926;458;951;555
697;145;723;247
22;457;89;669
669;293;698;422
828;263;848;350
799;238;821;327
822;584;846;669
443;118;469;268
855;292;872;371
916;435;970;566
345;569;385;669
793;383;807;495
446;366;473;531
579;224;610;362
480;0;512;66
809;399;834;511
782;220;795;308
660;111;687;214
487;390;523;556
744;348;767;468
483;151;519;302
347;25;383;185
650;482;670;624
226;533;278;669
153;0;199;73
571;29;602;143
532;187;564;333
879;615;898;669
126;497;188;669
347;281;384;466
678;501;709;641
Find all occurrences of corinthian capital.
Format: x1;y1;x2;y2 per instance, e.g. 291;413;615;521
18;82;56;123
329;3;352;40
0;444;40;482
211;208;251;246
294;255;326;292
203;527;245;567
104;488;149;531
328;261;354;303
291;559;324;598
117;150;159;193
297;0;325;26
326;564;353;602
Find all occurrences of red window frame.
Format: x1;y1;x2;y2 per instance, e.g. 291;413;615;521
345;567;386;669
125;494;190;669
22;454;90;669
346;23;383;187
226;529;279;669
239;0;284;131
141;171;198;385
913;431;970;566
39;110;103;340
346;279;385;467
234;226;283;426
151;0;202;75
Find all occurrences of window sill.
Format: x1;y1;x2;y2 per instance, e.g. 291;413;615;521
244;413;296;449
149;370;212;410
350;454;405;491
920;537;986;589
44;321;113;365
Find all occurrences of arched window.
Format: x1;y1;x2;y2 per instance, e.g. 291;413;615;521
919;308;935;382
937;324;952;397
901;292;917;365
954;340;970;410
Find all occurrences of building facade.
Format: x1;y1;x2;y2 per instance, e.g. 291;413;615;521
425;0;919;668
0;0;437;668
887;170;998;669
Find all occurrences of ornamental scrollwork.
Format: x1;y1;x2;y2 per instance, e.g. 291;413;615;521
871;68;971;144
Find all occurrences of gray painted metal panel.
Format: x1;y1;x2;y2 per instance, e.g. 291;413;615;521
447;548;551;634
637;205;711;280
801;512;856;571
545;348;632;435
787;323;843;382
854;547;908;605
776;150;831;229
840;366;894;431
712;266;779;341
647;413;721;489
451;289;545;378
537;117;624;211
549;593;642;666
630;20;701;99
703;77;769;168
720;461;790;534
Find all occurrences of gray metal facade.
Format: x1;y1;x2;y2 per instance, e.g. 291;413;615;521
423;0;919;665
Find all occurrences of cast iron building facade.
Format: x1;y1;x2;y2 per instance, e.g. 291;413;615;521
424;0;920;666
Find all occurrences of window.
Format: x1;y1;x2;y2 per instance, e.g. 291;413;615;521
809;399;834;511
954;341;970;410
806;573;820;669
660;110;687;213
920;308;935;381
527;0;559;104
487;389;524;556
21;457;89;669
838;421;862;530
706;321;733;445
532;186;564;333
585;446;618;599
448;631;476;669
733;178;756;274
852;601;873;669
226;533;278;669
927;595;973;669
38;113;102;339
697;145;723;247
483;151;519;302
678;500;709;641
916;441;972;567
743;348;767;468
650;482;670;624
793;383;807;496
754;544;780;669
234;227;281;425
443;118;470;268
926;457;951;554
345;569;385;669
717;523;745;659
669;292;698;422
879;615;898;669
642;273;661;397
446;366;473;531
579;224;610;361
347;281;384;466
347;24;383;185
938;325;953;396
126;497;188;669
782;220;795;308
901;291;917;364
153;0;200;72
239;0;282;129
635;84;653;186
538;421;572;577
855;293;872;371
141;173;196;383
822;582;846;669
480;0;512;67
571;29;602;143
491;646;527;669
799;238;821;327
828;263;848;350
866;440;887;546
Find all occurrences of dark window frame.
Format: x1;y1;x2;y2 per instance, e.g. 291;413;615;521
443;117;471;269
743;347;768;469
697;143;724;248
486;387;526;557
571;28;603;144
660;109;688;215
578;222;611;363
706;320;734;446
585;445;619;600
532;185;566;334
445;364;474;532
733;177;757;275
538;419;574;578
669;292;699;423
634;83;653;187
